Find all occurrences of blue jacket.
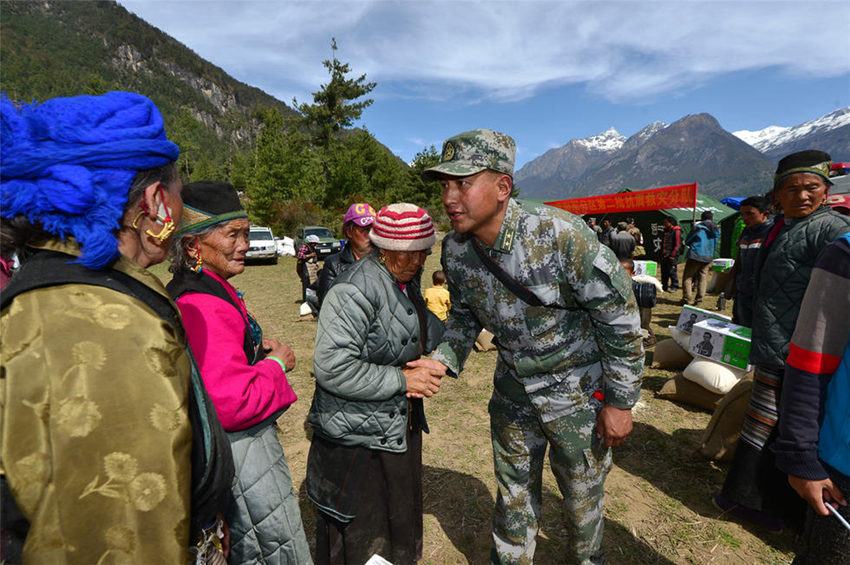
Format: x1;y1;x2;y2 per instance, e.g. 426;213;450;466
821;340;850;476
685;220;719;263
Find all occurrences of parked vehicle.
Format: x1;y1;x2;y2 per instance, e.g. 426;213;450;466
247;226;278;264
294;226;342;259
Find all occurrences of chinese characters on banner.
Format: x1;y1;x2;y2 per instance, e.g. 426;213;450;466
650;222;664;254
545;183;698;216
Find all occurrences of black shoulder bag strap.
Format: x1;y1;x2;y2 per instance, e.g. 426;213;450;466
470;238;544;307
1;250;234;542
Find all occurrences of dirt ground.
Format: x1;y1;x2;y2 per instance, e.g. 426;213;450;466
151;251;799;564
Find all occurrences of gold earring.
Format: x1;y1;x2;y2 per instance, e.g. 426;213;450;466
132;204;176;242
146;219;176;243
131;210;145;229
144;185;177;242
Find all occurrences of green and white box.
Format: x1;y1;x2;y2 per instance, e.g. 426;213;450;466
633;260;658;276
688;319;752;371
711;258;735;272
676;304;731;334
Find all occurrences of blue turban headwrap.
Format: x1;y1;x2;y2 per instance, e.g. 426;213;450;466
1;91;180;269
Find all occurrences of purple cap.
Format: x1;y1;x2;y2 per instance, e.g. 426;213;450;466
343;203;376;227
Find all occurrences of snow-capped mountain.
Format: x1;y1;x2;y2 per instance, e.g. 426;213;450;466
513;128;628;193
733;125;791;151
734;108;850;158
515;107;849;200
575;127;626;152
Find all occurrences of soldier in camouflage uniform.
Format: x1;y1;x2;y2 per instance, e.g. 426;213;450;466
413;129;644;564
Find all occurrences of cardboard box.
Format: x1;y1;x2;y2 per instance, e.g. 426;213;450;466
688;319;752;371
676;305;731;334
633;260;658;276
711;258;735;272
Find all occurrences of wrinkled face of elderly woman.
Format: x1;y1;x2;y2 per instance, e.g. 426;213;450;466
775;172;828;219
382;249;430;284
195;218;251;280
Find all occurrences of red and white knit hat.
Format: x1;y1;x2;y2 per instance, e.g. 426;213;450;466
369;203;436;251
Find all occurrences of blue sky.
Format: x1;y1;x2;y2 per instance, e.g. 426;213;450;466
119;1;850;168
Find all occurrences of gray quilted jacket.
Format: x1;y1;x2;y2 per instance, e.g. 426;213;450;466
308;254;444;453
750;206;850;369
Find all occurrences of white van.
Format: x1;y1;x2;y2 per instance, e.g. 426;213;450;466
247;226;277;264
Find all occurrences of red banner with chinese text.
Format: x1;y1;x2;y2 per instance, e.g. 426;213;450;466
545;183;698;215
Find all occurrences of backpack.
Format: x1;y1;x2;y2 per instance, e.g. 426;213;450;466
632;280;658;309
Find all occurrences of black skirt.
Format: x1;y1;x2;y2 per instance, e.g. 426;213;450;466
307;427;424;565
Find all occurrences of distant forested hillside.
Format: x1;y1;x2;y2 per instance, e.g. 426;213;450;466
1;0;296;181
1;1;443;235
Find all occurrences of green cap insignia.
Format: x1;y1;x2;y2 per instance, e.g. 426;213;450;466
422;128;516;182
442;141;456;162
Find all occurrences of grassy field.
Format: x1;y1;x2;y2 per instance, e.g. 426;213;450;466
150;250;798;564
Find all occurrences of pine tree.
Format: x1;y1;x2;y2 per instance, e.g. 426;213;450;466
293;38;376;151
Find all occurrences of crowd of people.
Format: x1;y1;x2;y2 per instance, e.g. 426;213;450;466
1;90;849;565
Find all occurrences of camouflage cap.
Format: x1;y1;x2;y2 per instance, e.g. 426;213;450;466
421;129;515;182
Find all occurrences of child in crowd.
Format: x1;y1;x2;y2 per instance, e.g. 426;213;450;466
424;270;451;322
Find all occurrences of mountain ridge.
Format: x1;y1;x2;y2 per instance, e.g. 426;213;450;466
516;107;849;200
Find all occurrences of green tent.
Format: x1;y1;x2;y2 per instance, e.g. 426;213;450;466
572;190;738;262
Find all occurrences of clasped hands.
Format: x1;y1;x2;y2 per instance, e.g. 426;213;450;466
403;358;447;398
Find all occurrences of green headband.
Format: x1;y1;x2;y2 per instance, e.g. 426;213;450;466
177;204;248;236
774;161;832;188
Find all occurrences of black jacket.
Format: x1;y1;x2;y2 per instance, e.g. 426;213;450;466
317;245;358;306
750;207;850;369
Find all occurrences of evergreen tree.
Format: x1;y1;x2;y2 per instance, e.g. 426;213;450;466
247;107;323;229
293;38;376;151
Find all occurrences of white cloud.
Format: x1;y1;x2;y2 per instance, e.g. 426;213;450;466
120;1;850;105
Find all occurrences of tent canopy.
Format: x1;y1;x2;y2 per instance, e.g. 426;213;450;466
541;185;737;260
720;197;746;210
641;190;737;224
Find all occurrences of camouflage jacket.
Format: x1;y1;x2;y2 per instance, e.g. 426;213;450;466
432;199;643;411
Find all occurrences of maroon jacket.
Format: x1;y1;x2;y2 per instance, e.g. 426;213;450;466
661;225;682;259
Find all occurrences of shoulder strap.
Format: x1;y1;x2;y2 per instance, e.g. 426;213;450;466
3;251;180;329
470;238;544;307
2;250;234;540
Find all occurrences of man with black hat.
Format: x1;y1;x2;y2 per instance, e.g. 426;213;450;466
411;129;643;564
715;150;850;532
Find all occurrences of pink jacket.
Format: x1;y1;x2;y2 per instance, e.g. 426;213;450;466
176;270;297;431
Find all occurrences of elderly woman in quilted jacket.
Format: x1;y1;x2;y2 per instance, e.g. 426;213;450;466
306;203;446;565
168;181;311;565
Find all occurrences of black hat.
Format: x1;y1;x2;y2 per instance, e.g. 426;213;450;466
179;181;247;235
774;150;832;188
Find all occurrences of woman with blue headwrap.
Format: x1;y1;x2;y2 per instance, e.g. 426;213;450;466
0;92;234;564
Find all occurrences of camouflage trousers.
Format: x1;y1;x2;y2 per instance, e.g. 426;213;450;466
489;375;612;565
